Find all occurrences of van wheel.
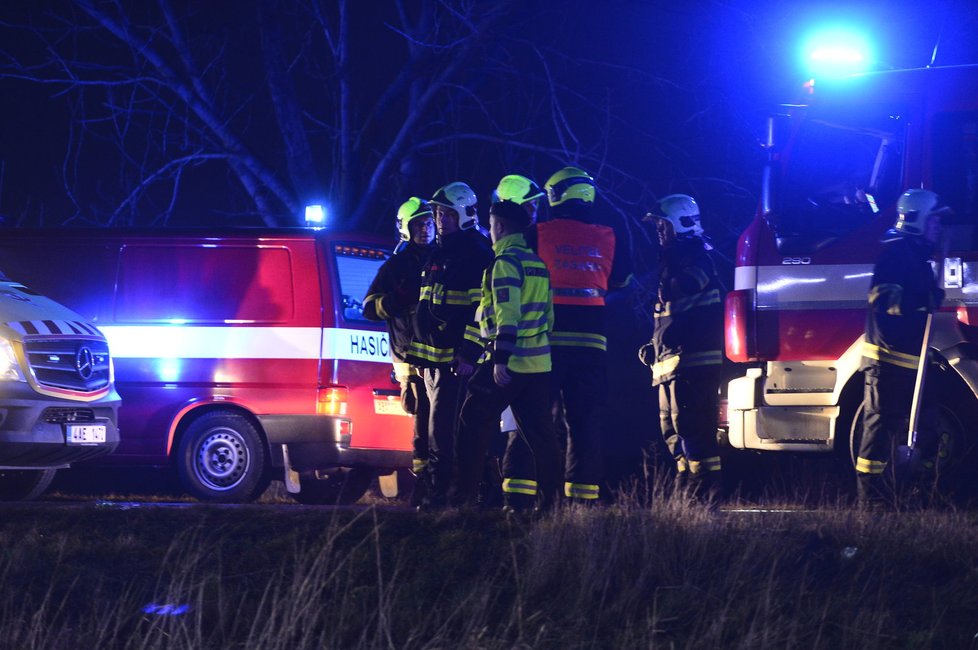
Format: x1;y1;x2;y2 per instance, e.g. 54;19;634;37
177;412;266;503
291;468;373;505
0;468;57;501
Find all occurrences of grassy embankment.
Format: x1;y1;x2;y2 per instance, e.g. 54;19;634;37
2;491;978;649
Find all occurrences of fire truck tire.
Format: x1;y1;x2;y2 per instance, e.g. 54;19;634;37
291;468;374;505
848;398;970;492
0;468;57;501
177;411;267;503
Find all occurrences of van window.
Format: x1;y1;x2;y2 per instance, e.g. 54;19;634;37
332;244;390;323
116;245;294;323
0;244;117;321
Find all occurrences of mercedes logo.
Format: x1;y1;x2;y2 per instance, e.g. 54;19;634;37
75;346;94;380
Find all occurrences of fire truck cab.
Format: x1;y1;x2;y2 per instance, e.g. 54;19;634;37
725;64;978;473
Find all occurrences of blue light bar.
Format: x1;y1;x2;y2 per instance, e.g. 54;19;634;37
304;204;327;229
802;28;873;78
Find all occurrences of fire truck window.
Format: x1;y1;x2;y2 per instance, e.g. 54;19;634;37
932;112;978;244
776;108;904;251
333;249;388;323
116;246;294;323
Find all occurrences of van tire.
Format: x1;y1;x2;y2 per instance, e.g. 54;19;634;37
291;468;374;505
177;411;266;503
0;468;57;501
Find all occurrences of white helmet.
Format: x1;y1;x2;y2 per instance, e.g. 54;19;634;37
652;194;704;237
894;189;948;236
430;182;479;230
396;197;433;241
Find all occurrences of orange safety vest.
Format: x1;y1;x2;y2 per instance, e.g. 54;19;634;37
536;219;616;306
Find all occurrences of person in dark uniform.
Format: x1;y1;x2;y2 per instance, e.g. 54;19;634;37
410;182;493;509
639;194;723;501
857;188;947;507
363;197;435;506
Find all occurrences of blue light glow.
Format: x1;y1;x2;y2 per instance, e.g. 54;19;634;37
305;204;327;229
802;28;873;78
142;603;191;616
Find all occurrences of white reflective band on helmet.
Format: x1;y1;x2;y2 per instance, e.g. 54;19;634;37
99;326;392;363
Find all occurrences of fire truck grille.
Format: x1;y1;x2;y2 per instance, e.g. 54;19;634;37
41;407;97;424
24;339;111;392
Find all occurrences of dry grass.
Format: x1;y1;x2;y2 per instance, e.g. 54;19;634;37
2;483;978;649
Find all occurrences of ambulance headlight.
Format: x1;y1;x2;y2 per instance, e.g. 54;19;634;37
0;338;26;382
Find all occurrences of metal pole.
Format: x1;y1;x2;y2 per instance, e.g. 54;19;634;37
906;312;933;449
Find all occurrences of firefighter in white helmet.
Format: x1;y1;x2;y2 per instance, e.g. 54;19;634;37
857;188;947;507
363;197;436;505
410;181;493;509
639;194;723;502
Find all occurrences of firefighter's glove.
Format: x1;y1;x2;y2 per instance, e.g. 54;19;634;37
637;343;656;367
400;375;424;415
493;363;512;387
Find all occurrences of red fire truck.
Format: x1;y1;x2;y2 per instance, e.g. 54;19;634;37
724;64;978;478
0;229;413;503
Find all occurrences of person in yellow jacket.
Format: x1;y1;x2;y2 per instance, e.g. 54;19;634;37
454;199;562;511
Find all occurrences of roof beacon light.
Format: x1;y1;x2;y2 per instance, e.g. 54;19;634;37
803;28;873;78
305;204;326;229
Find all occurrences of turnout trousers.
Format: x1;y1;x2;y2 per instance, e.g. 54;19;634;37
857;363;939;500
550;350;606;501
657;372;722;487
422;366;466;503
455;363;561;510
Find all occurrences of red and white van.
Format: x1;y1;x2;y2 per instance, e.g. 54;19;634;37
0;228;413;502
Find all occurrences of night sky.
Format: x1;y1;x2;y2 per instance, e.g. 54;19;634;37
1;0;976;241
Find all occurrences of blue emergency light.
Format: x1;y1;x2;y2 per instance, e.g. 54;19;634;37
802;28;873;78
304;204;327;229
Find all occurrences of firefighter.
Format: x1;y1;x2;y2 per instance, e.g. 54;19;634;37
363;197;435;505
454;199;561;511
538;166;632;504
857;188;947;507
639;194;723;501
410;181;493;509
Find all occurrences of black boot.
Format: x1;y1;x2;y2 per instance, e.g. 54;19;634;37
856;473;890;510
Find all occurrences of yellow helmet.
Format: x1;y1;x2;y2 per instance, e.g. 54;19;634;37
396;197;433;241
544;166;595;206
492;175;544;205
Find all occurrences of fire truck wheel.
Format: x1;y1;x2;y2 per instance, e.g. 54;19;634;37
0;468;57;501
849;400;968;490
177;411;267;503
291;468;374;505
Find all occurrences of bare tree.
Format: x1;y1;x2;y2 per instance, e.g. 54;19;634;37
0;1;761;234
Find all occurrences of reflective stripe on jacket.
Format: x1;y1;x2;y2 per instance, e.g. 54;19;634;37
649;237;723;386
475;233;553;374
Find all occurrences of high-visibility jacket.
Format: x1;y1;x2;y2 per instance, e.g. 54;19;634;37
535;218;630;354
410;228;492;367
863;232;941;370
363;241;432;368
462;233;553;374
649;237;723;386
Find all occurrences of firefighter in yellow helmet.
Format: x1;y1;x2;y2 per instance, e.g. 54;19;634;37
454;199;561;511
534;166;633;504
363;197;436;505
857;188;947;508
639;194;723;502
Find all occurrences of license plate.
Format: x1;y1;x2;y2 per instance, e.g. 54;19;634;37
373;397;410;416
66;424;107;445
